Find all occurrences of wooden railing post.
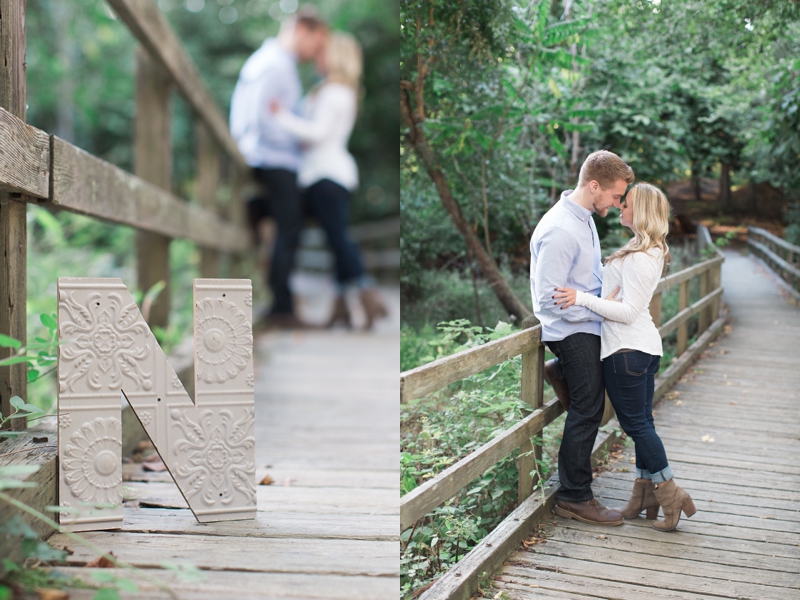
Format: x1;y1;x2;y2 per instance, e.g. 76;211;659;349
676;280;690;356
0;0;27;430
518;316;543;503
196;122;221;278
711;264;722;320
649;291;662;328
698;269;710;334
135;46;172;328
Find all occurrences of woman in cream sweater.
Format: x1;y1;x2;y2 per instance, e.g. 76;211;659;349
553;183;696;532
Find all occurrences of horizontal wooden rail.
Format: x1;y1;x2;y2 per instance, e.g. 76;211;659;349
749;226;800;258
654;254;724;294
400;397;562;532
107;0;248;172
400;326;541;403
0;107;248;252
51;137;248;252
747;240;800;280
658;287;723;338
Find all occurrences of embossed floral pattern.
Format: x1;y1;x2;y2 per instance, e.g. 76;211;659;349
59;291;152;392
244;293;252;307
139;411;152;427
171;408;256;506
62;417;122;505
246;374;254;387
59;413;72;429
195;299;252;384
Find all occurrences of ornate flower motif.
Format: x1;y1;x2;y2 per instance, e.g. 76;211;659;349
244;293;252;307
246;374;254;387
62;417;122;505
59;291;152;392
59;413;72;429
172;374;183;389
195;299;252;384
139;411;152;427
171;408;256;506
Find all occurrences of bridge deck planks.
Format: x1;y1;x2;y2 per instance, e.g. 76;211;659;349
47;284;400;598
492;251;800;599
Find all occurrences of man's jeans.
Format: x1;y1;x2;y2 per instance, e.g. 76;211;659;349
603;351;673;484
546;333;605;503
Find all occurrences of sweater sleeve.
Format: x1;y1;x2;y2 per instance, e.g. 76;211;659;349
574;251;662;324
273;84;353;144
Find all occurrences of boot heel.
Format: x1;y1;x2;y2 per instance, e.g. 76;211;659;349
645;505;659;520
682;497;697;518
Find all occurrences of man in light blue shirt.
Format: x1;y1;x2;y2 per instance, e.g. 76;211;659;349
230;10;328;327
529;150;634;525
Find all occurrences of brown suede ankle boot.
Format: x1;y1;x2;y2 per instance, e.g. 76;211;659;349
359;289;388;330
619;478;659;520
326;295;351;328
652;478;697;532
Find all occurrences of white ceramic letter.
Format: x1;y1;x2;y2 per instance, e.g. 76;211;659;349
57;278;256;531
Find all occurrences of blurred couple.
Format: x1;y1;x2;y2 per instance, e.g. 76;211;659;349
230;7;387;330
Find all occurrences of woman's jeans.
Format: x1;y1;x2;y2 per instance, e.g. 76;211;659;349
546;333;605;503
303;179;365;289
603;351;674;484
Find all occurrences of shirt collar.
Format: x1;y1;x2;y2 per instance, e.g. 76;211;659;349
560;190;593;222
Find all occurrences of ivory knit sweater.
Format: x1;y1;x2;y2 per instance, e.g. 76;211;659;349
575;247;664;360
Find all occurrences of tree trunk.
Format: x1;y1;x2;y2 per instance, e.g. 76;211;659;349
719;162;731;211
401;89;532;322
690;163;701;203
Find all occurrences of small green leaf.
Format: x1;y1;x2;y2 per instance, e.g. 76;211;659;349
0;334;22;350
0;584;12;600
0;480;38;490
115;578;138;592
93;588;120;600
27;369;40;383
91;571;116;583
40;313;57;332
9;396;24;410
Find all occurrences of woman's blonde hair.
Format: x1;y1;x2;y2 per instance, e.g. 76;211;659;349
606;182;672;274
326;32;362;88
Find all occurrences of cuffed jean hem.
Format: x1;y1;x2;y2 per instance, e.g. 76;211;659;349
636;465;674;485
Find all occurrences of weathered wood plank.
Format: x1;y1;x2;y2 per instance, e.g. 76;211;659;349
657;286;722;339
749;226;800;258
400;397;562;532
49;136;248;252
54;568;398;600
0;107;49;197
134;46;172;328
0;0;29;432
106;0;247;171
401;326;541;402
49;532;398;577
653;254;724;294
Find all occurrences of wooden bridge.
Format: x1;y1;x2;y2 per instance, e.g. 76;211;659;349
401;229;800;600
490;248;800;600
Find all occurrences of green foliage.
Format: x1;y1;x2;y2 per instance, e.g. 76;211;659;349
400;320;563;597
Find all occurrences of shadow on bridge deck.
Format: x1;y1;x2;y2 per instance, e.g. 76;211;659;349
492;250;800;599
47;278;400;599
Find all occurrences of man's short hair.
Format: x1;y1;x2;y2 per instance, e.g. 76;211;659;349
578;150;634;189
294;5;327;31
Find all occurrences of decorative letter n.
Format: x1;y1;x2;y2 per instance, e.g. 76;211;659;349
57;278;256;531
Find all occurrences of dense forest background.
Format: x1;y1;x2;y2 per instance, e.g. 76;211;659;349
400;0;800;330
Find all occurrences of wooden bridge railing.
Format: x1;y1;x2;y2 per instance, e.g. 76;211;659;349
400;225;726;600
0;0;252;430
747;226;800;301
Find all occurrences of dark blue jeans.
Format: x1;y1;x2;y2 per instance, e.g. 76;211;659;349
603;351;673;484
546;333;605;503
303;179;365;288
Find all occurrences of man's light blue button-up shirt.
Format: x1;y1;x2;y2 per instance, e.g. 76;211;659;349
230;39;302;172
529;190;604;342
